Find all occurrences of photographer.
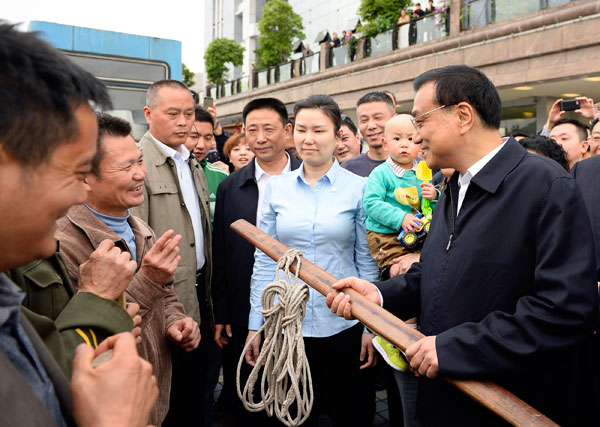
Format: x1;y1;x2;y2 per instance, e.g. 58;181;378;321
539;97;595;168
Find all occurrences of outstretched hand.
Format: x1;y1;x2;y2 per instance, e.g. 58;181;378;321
326;277;381;320
140;229;182;286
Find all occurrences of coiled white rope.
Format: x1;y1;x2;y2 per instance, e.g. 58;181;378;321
236;249;313;426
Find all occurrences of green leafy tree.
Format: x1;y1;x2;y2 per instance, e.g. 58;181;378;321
182;63;195;87
359;0;412;38
204;38;245;84
255;0;305;69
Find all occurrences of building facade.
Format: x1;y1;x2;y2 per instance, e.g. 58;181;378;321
196;0;363;93
211;0;600;137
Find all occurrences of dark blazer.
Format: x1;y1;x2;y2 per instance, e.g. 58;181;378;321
212;155;301;327
571;156;600;279
377;139;599;426
0;315;75;427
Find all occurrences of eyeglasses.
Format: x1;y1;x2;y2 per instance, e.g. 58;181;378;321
411;104;455;131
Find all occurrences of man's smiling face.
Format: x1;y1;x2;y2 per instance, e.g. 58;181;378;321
357;101;394;150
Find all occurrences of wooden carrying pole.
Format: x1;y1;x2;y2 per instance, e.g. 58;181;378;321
231;219;558;427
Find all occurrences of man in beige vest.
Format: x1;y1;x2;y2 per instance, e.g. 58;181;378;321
131;80;216;426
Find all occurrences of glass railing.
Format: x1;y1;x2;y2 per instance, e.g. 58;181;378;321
279;61;293;82
415;14;447;44
331;44;350;67
257;69;269;87
370;27;395;57
238;76;249;93
302;52;320;75
398;22;410;48
462;0;572;30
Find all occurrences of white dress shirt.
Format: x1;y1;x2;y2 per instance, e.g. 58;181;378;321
456;138;508;215
150;134;205;269
254;153;291;225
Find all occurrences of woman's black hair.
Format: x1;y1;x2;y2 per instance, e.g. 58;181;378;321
293;95;342;133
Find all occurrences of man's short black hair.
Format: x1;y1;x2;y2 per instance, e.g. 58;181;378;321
510;132;529;139
242;97;289;125
551;118;589;143
356;91;396;114
194;105;215;127
0;23;111;166
341;115;358;135
519;135;570;171
413;65;502;129
591;118;599;133
91;113;132;177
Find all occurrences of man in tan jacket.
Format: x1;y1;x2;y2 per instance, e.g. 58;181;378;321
56;113;200;426
131;80;217;426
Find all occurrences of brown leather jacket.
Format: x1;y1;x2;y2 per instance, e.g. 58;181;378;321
56;204;187;426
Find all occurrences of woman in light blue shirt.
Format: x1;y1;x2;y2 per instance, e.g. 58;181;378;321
245;95;380;426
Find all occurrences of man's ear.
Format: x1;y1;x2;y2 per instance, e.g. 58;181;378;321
143;106;152;125
284;122;293;137
456;102;475;135
582;139;590;154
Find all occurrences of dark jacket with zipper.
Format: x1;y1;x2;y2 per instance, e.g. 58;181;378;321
211;155;301;327
377;139;599;426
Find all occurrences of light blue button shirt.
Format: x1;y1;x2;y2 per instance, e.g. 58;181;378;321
249;159;379;337
150;134;205;269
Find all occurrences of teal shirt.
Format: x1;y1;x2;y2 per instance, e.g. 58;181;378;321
200;159;228;227
364;161;436;234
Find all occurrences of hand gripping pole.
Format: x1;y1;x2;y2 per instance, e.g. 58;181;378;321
231;219;558;427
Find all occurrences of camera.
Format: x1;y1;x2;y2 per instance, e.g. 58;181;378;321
206;150;220;163
203;97;214;109
560;99;580;111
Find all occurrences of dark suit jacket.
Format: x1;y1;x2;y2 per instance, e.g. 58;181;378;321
571;156;600;279
378;139;599;426
0;315;75;427
212;155;301;327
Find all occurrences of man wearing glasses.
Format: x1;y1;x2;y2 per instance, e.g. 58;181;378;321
328;65;598;426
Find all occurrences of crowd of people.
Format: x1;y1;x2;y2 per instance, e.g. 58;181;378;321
1;20;600;427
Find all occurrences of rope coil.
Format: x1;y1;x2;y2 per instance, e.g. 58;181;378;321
237;249;313;426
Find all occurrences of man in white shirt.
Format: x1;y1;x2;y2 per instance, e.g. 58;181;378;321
212;98;302;425
131;80;217;426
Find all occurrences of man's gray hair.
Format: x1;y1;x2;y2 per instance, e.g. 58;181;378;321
146;80;190;108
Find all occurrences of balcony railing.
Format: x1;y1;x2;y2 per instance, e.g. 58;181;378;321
207;1;572;98
461;0;572;30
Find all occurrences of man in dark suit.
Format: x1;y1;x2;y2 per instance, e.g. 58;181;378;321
571;146;600;278
328;65;598;426
570;146;600;425
0;23;157;426
212;98;301;424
